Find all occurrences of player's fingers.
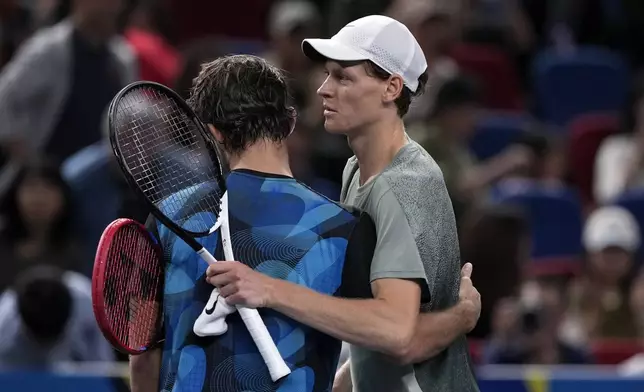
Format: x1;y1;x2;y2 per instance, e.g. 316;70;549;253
218;282;239;298
207;271;238;287
225;293;246;306
461;263;473;278
206;261;237;276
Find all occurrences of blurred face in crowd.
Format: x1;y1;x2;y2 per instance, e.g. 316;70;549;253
589;246;633;284
75;0;124;34
17;175;64;228
276;25;320;72
34;0;57;25
490;297;520;338
413;16;455;58
441;103;481;141
317;61;400;134
536;282;565;330
540;146;566;182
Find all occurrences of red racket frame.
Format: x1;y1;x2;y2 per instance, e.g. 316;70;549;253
92;218;164;355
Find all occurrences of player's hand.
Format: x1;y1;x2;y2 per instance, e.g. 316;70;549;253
205;261;274;308
458;263;481;333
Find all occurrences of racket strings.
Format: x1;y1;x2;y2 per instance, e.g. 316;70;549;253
113;86;223;234
103;225;162;350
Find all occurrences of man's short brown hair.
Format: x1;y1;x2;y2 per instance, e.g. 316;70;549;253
363;61;429;117
188;55;296;154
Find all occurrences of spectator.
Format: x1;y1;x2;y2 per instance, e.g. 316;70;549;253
483;279;592;365
265;0;319;77
62;118;148;275
263;0;321;116
460;204;530;339
287;126;340;200
551;0;644;68
619;270;644;375
594;77;644;203
563;206;641;344
504;130;567;186
173;37;225;100
0;266;114;369
631;269;644;338
30;0;61;27
124;0;180;86
461;0;535;53
408;76;532;223
0;158;81;292
0;0;33;68
387;0;460;123
0;0;136;194
324;0;391;37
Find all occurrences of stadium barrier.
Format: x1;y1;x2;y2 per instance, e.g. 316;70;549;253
0;363;643;391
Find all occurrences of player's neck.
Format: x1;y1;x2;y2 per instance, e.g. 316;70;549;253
228;141;293;178
348;118;407;185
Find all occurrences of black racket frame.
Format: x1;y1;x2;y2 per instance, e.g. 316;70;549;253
108;81;227;246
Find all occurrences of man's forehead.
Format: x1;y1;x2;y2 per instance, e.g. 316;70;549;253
325;60;366;73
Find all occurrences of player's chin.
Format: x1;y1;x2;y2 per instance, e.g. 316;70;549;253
323;119;348;135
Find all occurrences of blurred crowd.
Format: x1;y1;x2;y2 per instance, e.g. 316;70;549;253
0;0;643;374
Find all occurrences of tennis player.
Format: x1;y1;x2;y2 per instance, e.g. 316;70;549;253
130;54;479;392
206;16;480;392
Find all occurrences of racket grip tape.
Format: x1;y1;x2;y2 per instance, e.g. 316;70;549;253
238;307;292;381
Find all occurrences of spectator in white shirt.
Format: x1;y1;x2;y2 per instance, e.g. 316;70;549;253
594;78;644;203
0;266;114;369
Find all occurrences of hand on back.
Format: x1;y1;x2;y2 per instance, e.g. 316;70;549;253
458;262;481;333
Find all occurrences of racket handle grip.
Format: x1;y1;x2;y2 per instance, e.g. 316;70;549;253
238;307;292;382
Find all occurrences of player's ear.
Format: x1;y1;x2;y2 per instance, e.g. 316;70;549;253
383;74;404;104
207;124;224;143
287;107;297;136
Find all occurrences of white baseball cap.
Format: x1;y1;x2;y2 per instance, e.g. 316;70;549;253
583;206;641;252
301;15;428;92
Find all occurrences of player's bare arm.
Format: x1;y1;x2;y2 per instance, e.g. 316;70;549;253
206;261;421;358
129;348;162;392
401;304;473;362
398;263;481;364
208;261;480;362
332;264;481;389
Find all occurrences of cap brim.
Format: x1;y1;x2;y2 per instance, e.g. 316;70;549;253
302;39;368;63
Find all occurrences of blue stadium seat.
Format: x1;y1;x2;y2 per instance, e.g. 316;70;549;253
490;180;583;275
532;46;629;127
469;112;531;161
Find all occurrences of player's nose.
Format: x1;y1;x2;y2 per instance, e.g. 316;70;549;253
317;78;332;98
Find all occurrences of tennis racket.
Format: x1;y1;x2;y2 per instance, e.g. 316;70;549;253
92;218;164;355
108;81;291;382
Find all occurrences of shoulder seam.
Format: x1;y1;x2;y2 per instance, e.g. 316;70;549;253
294;178;358;215
372;183;395;213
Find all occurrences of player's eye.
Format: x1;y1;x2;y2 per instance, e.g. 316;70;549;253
332;70;347;81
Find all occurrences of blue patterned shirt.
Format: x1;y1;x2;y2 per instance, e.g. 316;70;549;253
148;169;375;392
